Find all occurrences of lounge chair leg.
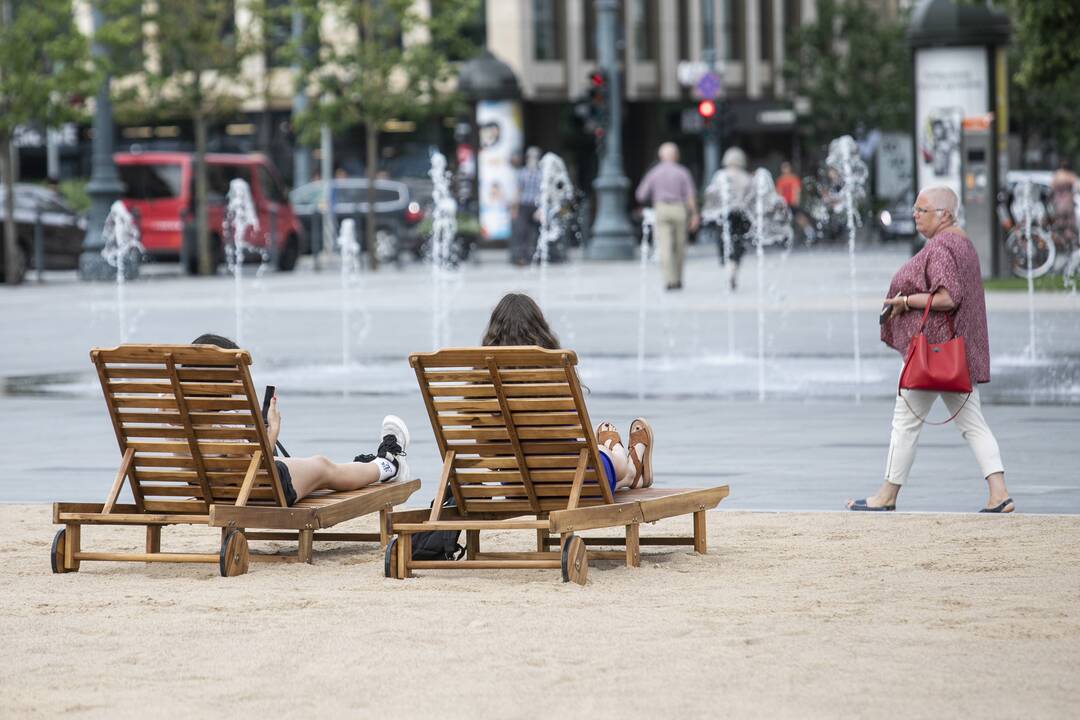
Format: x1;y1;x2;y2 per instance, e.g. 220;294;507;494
625;523;640;567
466;530;479;560
146;526;161;555
561;534;587;586
693;510;707;554
536;528;548;552
379;508;390;548
399;533;412;578
51;526;80;574
219;530;250;577
298;529;314;564
65;524;80;571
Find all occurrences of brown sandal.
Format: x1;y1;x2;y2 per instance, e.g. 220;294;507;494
627;418;653;489
596;422;622;450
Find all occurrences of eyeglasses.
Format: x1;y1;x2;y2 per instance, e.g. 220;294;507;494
912;206;948;216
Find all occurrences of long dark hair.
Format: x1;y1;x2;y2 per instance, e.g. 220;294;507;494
481;293;560;349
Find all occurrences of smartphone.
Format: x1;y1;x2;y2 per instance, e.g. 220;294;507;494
879;305;892;325
261;385;276;425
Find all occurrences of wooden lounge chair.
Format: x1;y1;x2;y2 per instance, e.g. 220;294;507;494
384;346;729;585
51;344;419;577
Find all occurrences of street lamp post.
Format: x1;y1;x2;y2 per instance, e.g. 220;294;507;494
701;0;719;181
587;0;634;260
78;3;126;281
291;7;310;186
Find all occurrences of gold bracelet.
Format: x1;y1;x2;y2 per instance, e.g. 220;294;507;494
902;295;910;312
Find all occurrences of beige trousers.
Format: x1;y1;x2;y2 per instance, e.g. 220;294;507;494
884;386;1005;485
654;202;688;286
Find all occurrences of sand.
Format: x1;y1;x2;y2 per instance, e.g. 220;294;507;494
3;505;1079;719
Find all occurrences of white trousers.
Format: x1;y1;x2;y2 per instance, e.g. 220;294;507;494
884;386;1005;485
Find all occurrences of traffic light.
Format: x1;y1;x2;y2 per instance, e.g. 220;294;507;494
697;99;717;120
574;70;611;144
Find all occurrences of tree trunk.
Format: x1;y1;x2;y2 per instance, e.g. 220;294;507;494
365;122;378;271
1;135;21;285
194;111;212;275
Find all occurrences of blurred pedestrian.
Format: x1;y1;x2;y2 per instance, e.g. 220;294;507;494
848;186;1012;513
635;142;699;290
511;147;542;266
775;161;801;207
706;147;752;290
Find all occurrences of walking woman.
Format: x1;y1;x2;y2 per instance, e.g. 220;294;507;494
847;186;1013;513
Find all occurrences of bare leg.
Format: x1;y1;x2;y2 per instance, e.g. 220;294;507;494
985;472;1013;511
279;455;380;501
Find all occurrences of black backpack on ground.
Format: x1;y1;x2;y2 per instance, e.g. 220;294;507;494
411;496;465;561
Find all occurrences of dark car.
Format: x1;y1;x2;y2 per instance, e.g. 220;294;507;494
289;178;425;264
0;184;86;283
876;192;917;246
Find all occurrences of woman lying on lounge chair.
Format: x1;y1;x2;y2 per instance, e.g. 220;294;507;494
192;334;411;505
479;293;654;492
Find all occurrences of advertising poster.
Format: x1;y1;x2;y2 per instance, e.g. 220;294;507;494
876;132;913;201
476;100;523;241
914;47;988;198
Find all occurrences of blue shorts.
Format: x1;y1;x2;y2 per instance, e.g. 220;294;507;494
598;451;618;494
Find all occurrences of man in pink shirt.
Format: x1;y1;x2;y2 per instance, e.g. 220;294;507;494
635;143;699;290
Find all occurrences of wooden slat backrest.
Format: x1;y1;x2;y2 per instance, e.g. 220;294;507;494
91;344;287;513
410;346;614;516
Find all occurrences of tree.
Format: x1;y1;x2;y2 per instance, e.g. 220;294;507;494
293;0;479;270
0;0;92;284
106;0;255;275
992;0;1080;163
784;0;912;163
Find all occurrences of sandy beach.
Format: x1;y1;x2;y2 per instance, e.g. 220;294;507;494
3;505;1078;718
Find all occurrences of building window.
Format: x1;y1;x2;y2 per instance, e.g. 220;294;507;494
533;0;563;61
760;0;773;62
678;0;690;60
722;0;744;62
632;0;658;62
784;0;801;29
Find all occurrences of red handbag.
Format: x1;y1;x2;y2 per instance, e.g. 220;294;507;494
897;301;972;424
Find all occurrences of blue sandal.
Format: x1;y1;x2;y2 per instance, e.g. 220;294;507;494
847;498;895;512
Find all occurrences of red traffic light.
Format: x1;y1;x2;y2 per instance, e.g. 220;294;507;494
697;99;717;119
590;72;605;88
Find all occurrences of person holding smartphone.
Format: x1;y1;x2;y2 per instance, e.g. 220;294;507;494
192;334;411;506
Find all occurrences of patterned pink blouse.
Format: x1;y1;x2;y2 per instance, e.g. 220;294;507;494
881;229;991;383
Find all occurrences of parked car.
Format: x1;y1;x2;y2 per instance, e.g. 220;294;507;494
289;178;425;264
115;152;304;273
0;184;86;283
877;191;917;245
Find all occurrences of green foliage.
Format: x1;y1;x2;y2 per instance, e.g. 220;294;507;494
998;0;1080;89
292;0;480;142
101;0;253;121
0;0;93;139
784;0;912;160
59;179;90;213
993;1;1080;162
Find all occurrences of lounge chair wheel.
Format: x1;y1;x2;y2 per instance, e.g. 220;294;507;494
560;534;587;586
51;528;79;573
219;529;250;577
384;537;399;578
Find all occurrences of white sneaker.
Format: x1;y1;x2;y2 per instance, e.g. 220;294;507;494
377;414;410;481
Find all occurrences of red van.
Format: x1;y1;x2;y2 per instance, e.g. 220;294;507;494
115;152;304;272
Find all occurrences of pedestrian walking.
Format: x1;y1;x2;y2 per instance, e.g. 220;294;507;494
510;147;542;266
847;186;1013;513
635;142;699;290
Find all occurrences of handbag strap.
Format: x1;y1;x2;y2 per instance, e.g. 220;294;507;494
916;292;957;337
900;391;971;426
